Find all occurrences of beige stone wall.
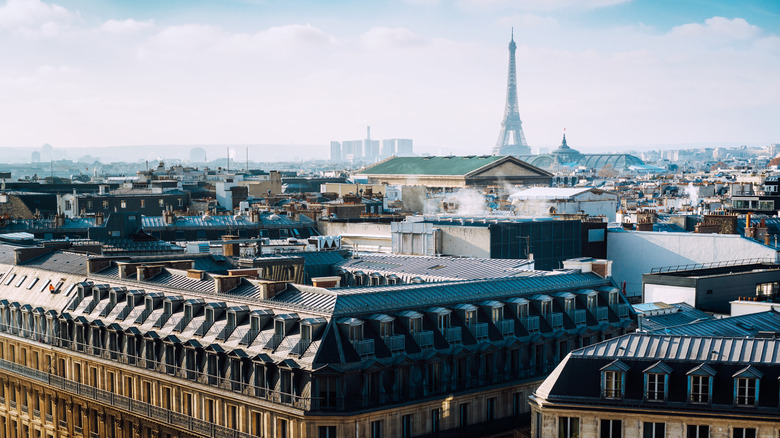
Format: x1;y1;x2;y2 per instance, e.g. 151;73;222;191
438;225;492;258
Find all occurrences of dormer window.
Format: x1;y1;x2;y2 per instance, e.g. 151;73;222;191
736;378;756;406
348;324;363;342
608;290;618;307
564;298;574;314
517;303;528;319
464;310;476;326
164;301;172;315
380;321;393;338
437;314;450;332
491;307;502;323
274;319;284;337
687;363;715;404
601;360;629;400
733;366;762;407
408;317;422;334
587;295;596;311
644;361;672;402
301;324;311;342
540;301;550;316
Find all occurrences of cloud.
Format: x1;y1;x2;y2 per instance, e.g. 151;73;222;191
0;0;78;37
669;17;762;41
459;0;629;12
99;18;153;35
138;23;338;59
360;27;427;49
0;0;71;28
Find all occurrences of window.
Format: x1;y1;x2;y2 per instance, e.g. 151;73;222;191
159;199;165;207
301;325;311;342
371;420;382;438
486;397;496;420
601;420;622;438
348;324;363;342
401;414;413;438
318;427;337;438
491;307;502;323
431;409;440;434
379;321;393;338
603;371;623;399
459;403;469;427
559;417;580;438
643;423;665;438
690;375;710;403
277;418;288;438
408;317;422;334
646;373;666;401
140;200;145;208
103;201;109;209
437;313;450;332
735;378;757;406
687;425;709;438
513;392;524;415
464;310;476;326
733;428;756;438
178;198;183;207
120;200;127;209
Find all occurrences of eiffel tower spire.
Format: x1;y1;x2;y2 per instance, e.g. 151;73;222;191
493;29;530;156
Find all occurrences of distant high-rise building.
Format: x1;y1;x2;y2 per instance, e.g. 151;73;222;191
330;141;342;161
31;151;40;163
342;140;362;161
493;30;530;156
380;139;414;158
395;139;414;156
381;139;395;158
363;126;379;162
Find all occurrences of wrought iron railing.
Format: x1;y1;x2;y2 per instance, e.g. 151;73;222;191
444;326;462;344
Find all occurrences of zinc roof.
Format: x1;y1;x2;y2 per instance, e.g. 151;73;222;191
573;332;780;365
337;253;534;282
648;310;780;337
272;271;610;316
357;155;505;176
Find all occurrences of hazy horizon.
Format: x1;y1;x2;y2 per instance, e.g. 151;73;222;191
1;0;778;154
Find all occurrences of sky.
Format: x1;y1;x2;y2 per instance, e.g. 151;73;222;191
0;0;778;158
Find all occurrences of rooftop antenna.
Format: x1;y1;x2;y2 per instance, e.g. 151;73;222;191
246;146;249;171
226;146;230;173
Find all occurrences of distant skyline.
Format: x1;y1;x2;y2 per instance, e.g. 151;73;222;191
0;0;778;155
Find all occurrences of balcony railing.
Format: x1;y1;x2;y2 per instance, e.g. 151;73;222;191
498;319;514;337
571;309;586;326
596;306;609;322
443;326;461;344
352;339;375;357
616;303;630;318
521;316;540;333
383;334;405;353
547;313;563;330
468;323;488;341
413;331;434;349
291;339;310;356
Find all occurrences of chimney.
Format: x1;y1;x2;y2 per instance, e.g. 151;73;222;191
187;269;205;280
214;275;242;294
312;276;341;288
98;185;107;195
249;209;259;223
137;265;163;281
95;212;104;226
54;212;65;228
14;247;54;265
255;280;287;300
222;235;239;257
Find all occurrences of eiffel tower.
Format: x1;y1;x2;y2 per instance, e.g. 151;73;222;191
493;30;530;156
